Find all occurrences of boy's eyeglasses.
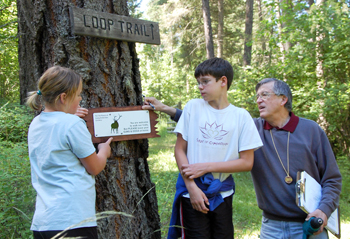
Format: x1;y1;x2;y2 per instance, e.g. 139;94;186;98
197;79;211;87
256;92;276;100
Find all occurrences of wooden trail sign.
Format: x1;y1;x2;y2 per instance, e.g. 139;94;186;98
84;106;160;143
69;7;160;45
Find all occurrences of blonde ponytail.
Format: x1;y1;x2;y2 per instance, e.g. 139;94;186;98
26;90;43;111
25;66;82;111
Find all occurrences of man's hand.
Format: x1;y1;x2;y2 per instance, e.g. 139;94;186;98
75;106;88;118
181;163;209;179
187;182;210;214
306;209;328;235
141;96;177;117
142;97;163;111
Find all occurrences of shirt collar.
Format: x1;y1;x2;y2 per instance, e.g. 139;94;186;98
263;112;299;133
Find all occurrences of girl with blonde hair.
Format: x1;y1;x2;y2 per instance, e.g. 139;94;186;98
27;66;112;239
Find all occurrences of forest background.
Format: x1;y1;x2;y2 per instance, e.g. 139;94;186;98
0;0;349;238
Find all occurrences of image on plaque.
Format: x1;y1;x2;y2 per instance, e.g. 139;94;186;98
93;110;151;137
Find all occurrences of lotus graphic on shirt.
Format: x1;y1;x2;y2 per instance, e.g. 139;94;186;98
200;121;228;140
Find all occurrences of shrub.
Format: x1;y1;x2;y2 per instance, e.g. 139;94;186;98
0;141;35;238
0;102;34;143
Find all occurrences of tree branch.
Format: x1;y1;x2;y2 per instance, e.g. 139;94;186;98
0;20;17;29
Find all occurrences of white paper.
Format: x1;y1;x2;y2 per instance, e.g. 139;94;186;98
297;171;339;236
93;110;151;137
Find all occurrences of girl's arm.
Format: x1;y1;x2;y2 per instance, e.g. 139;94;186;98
175;133;209;214
80;137;113;176
181;149;254;179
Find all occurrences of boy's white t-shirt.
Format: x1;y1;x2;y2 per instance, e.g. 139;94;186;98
174;99;263;184
28;111;96;231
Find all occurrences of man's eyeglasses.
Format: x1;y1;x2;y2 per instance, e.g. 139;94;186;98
256;92;276;100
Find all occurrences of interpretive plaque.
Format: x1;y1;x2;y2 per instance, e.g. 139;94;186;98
93;110;151;137
84;106;160;143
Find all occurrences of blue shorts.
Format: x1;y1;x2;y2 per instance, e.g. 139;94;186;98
180;195;234;239
260;216;329;239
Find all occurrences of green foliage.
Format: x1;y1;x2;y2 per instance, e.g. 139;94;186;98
0;102;34;238
128;0;143;18
138;0;247;109
0;141;35;239
138;0;350;159
0;0;19;102
337;155;350;222
0;102;34;143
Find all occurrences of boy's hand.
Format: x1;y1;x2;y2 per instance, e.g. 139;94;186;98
98;137;113;158
187;183;210;214
181;163;208;179
75;106;89;118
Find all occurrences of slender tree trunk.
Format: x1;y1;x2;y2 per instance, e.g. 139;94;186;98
257;0;266;53
217;0;224;58
315;0;324;80
17;1;161;238
315;0;328;132
243;0;254;66
277;0;293;56
202;0;215;59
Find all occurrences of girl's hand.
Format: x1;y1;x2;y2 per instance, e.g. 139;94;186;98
187;183;209;214
98;137;113;158
181;163;209;179
75;106;88;118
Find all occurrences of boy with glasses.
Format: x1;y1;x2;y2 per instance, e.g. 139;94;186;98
167;58;263;239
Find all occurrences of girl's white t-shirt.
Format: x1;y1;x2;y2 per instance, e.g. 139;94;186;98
28;111;96;231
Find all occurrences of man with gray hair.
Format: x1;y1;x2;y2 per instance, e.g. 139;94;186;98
142;78;341;238
252;78;341;238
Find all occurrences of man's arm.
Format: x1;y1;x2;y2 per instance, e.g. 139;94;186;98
181;149;254;179
175;133;209;214
306;128;342;234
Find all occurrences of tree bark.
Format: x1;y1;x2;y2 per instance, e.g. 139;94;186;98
217;0;224;58
17;0;161;238
202;0;215;59
309;0;315;7
243;0;253;66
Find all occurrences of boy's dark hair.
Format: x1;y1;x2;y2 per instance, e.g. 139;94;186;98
194;57;234;90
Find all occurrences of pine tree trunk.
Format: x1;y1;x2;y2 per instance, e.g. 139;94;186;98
257;0;266;53
17;0;161;238
202;0;215;59
243;0;253;66
217;0;224;58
